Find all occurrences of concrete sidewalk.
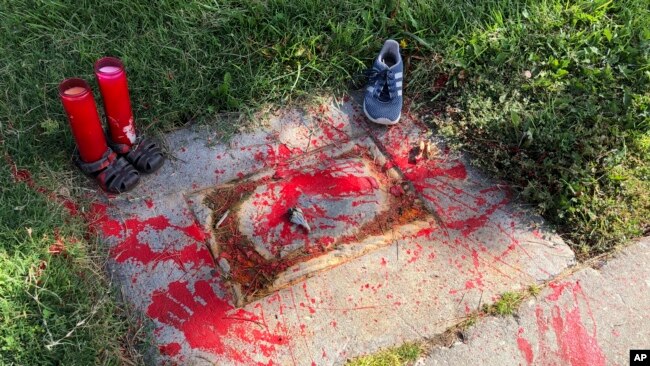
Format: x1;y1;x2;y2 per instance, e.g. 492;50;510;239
421;237;650;366
89;95;575;365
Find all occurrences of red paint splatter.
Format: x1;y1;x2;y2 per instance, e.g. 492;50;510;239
6;156;80;217
159;342;181;356
62;200;79;216
308;104;352;144
10;166;34;186
546;281;571;301
364;118;510;237
250;159;379;256
407;243;423;263
147;279;287;362
516;328;534;365
205;155;426;302
48;242;65;255
549;305;605;366
77;191;292;362
524;281;606;366
471;249;480;270
444;198;507;237
144;198;154;209
90;203;211;270
493;222;534;263
415;227;435;238
48;230;69;256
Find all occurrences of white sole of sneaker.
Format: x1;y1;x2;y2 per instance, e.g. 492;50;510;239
363;101;400;125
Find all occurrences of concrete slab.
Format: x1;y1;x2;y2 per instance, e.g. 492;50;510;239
237;156;388;260
107;97;367;201
421;237;650;366
364;111;574;288
187;135;430;306
88;96;575;365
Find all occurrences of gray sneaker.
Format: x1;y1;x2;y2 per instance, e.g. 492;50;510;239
363;39;404;125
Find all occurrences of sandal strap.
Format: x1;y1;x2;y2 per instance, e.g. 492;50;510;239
96;157;140;193
106;132;164;174
73;148;139;193
126;137;164;173
74;148;117;174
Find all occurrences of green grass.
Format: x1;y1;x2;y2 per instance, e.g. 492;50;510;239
528;284;541;297
0;163;142;364
483;291;525;316
483;284;546;316
0;0;648;363
346;342;422;366
418;0;650;253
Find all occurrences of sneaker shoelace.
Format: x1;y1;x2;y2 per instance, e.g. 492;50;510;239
365;68;396;102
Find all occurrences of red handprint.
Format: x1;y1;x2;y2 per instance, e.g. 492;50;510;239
147;279;288;363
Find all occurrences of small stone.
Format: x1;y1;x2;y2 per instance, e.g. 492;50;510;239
288;207;310;232
218;258;231;273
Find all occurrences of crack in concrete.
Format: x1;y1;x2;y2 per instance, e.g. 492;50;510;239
412;243;635;359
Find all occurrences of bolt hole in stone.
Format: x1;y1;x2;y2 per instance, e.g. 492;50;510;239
409;139;437;164
204;146;429;305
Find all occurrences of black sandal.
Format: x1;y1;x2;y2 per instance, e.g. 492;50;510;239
74;148;140;193
107;134;165;174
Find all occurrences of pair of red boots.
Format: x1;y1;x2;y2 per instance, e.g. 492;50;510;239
59;57;164;193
